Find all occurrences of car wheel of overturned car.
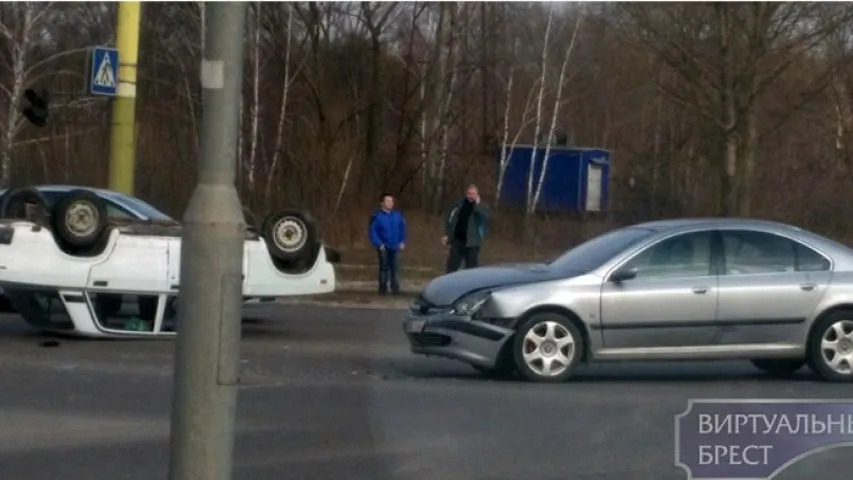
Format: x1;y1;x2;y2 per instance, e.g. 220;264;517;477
51;189;109;250
749;358;805;378
261;208;318;264
0;187;49;223
807;311;853;382
512;312;584;383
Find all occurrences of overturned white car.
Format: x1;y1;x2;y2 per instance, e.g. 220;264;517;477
0;185;339;338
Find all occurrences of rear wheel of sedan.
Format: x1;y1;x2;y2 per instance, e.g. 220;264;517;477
807;311;853;382
512;312;584;383
749;358;805;378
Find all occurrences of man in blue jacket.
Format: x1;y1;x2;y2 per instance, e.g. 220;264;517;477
369;192;407;294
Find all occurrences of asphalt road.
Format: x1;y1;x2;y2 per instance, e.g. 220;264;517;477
0;303;852;480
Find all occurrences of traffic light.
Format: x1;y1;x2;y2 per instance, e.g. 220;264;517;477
22;88;49;127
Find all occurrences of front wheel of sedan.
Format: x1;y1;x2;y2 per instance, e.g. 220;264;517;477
512;312;584;383
807;311;853;383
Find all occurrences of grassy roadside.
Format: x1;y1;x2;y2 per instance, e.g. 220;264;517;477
333;241;562;285
279;242;563;309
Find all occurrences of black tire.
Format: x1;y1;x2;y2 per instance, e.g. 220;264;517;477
0;187;49;221
807;310;853;382
51;189;108;248
512;312;585;383
471;355;516;380
472;340;516;379
261;209;319;263
471;363;516;380
750;358;805;378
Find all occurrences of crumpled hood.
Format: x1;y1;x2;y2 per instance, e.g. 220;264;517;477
420;262;566;306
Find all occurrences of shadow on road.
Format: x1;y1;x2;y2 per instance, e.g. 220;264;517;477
395;360;822;384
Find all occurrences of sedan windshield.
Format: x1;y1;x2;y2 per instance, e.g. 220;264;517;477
548;227;657;273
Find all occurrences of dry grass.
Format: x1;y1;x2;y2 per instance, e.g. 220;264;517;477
320;209;621;284
323;208;853;288
277;289;418;309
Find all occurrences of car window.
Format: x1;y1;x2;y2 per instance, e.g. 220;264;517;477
108;194;174;221
39;190;65;206
722;230;796;275
796;243;831;271
548;227;656;274
106;203;133;220
623;231;713;279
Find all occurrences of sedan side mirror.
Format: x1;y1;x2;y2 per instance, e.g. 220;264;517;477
609;267;638;283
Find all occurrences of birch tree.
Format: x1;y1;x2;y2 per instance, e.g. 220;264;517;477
356;2;400;197
494;37;540;207
432;2;464;209
0;3;50;187
618;3;851;216
264;2;305;205
827;19;853;175
531;12;583;213
524;5;553;216
420;2;457;211
245;2;263;192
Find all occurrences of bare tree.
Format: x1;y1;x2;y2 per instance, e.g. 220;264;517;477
245;2;263;192
0;2;81;187
618;3;852;216
264;2;306;205
532;12;583;213
494;36;541;207
524;4;553;216
1;2;852;252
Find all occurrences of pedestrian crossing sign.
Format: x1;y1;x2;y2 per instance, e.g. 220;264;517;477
89;46;119;96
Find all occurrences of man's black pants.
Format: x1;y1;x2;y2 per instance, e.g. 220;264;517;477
377;248;400;293
446;239;480;273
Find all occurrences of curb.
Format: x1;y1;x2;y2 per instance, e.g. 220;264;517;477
335;280;429;295
268;281;427;310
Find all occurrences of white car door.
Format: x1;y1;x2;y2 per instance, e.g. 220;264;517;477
87;233;171;293
84;233;171;334
166;237;251;294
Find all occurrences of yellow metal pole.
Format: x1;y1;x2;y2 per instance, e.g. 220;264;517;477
108;1;142;195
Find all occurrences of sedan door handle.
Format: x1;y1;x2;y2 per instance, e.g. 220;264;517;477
691;286;708;294
800;283;816;292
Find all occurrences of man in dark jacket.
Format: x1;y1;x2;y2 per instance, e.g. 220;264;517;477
369;193;407;294
442;184;490;273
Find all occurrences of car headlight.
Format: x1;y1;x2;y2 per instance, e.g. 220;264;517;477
449;291;490;316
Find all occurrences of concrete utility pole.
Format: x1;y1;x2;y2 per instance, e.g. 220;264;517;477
168;3;247;480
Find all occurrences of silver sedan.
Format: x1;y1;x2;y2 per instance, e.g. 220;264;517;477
403;218;853;382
